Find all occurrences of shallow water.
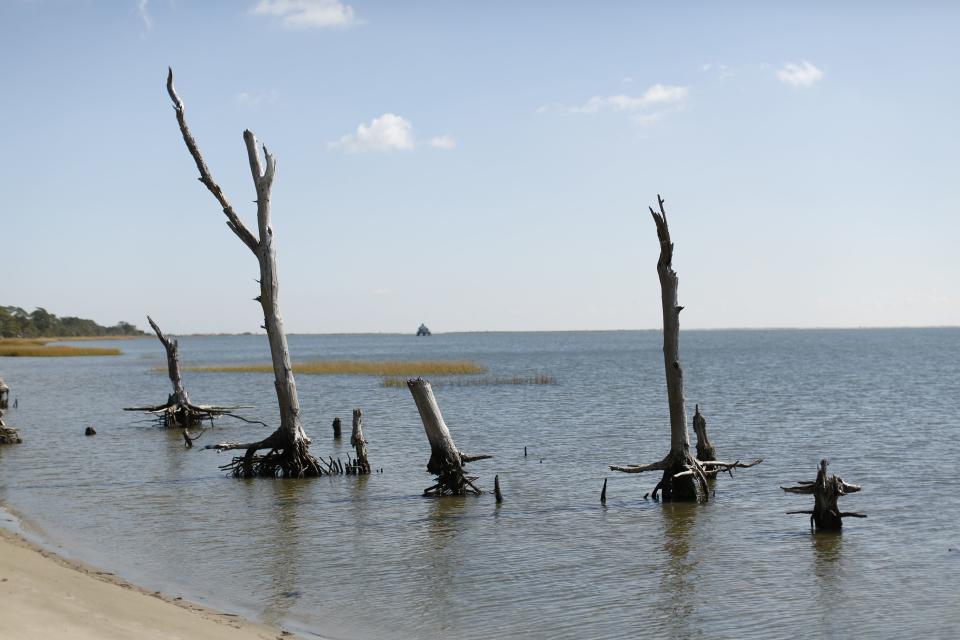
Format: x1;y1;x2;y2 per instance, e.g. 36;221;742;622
1;329;958;639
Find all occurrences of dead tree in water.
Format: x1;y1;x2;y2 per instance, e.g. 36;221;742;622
166;68;323;478
692;404;715;461
124;316;245;427
407;378;490;495
609;196;760;501
783;459;866;530
0;410;21;445
347;408;370;474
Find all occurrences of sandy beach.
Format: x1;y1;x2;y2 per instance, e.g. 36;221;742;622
0;528;296;640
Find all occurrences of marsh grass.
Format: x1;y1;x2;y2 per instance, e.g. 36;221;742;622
182;360;487;376
0;339;121;357
380;374;556;388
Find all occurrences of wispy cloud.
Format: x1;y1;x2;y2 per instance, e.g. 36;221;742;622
569;84;688;114
136;0;152;32
428;135;456;150
330;114;454;153
236;90;279;109
776;61;824;88
251;0;357;29
700;62;734;80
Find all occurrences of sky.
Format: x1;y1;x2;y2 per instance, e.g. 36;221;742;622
1;1;957;334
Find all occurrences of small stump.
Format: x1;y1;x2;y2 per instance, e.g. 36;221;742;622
782;459;866;530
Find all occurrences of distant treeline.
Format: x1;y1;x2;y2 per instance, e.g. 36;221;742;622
0;306;145;338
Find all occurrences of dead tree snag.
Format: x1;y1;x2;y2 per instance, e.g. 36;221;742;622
124;316;245;427
0;410;21;445
348;408;370;474
782;459;866;530
407;378;490;496
692;404;715;461
166;68;321;478
609;196;760;501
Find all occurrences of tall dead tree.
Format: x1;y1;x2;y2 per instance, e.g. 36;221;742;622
783;459;866;530
407;378;490;495
124;316;244;427
166;68;322;478
610;196;760;501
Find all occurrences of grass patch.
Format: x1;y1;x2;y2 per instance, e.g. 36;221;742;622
183;360;487;376
381;374;556;388
0;343;121;357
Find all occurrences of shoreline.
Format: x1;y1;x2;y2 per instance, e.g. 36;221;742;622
0;525;303;640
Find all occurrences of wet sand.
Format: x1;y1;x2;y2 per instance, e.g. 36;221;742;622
0;528;298;640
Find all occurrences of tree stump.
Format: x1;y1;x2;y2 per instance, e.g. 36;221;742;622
0;411;20;445
782;459;866;530
407;378;490;496
692;404;715;462
332;416;342;439
348;409;370;474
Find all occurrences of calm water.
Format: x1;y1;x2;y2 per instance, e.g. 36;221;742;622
1;329;958;639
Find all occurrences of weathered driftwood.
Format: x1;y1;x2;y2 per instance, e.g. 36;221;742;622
609;196;761;501
124;316;246;428
407;377;490;496
0;410;20;445
348;408;370;474
782;459;866;530
167;68;322;478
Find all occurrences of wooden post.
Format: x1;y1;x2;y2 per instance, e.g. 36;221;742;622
494;475;503;503
406;377;489;495
166;68;321;478
783;459;866;530
332;416;342;439
350;409;370;474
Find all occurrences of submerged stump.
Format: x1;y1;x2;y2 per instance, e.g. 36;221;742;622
348;408;371;474
407;377;490;496
0;411;20;445
782;459;866;530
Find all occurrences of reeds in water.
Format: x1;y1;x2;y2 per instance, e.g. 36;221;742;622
184;359;486;376
0;339;121;357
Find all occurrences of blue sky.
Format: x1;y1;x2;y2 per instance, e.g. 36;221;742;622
2;1;957;333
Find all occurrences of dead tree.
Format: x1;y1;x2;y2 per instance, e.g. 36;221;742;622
0;410;21;445
124;316;245;427
347;408;370;474
783;459;866;530
610;196;760;501
0;379;8;410
407;378;490;495
691;404;715;461
166;68;323;478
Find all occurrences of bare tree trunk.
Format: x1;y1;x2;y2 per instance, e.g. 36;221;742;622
692;404;715;462
349;408;370;474
783;459;866;530
407;378;489;495
166;68;320;478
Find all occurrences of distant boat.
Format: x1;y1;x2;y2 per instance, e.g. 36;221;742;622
416;323;432;337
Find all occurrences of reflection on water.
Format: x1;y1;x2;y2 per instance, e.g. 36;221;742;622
1;329;959;638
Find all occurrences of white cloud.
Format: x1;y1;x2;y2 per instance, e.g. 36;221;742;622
428;135;456;150
251;0;356;29
136;0;152;31
330;113;416;152
236;90;279;109
569;84;688;113
777;61;824;88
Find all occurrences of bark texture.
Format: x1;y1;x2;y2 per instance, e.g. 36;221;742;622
166;68;319;478
407;377;489;495
348;408;371;474
783;459;866;530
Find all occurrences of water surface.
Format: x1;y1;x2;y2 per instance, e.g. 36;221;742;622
1;329;958;639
